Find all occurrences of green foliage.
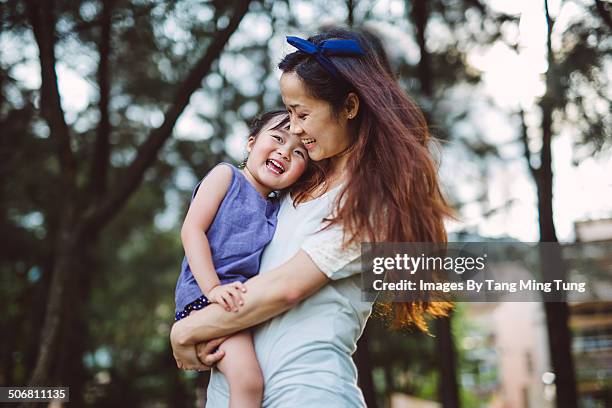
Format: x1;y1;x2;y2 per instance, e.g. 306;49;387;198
553;2;611;159
1;0;608;405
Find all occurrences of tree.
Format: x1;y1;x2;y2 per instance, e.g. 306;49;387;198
403;1;515;406
519;1;610;407
1;1;253;403
407;1;460;405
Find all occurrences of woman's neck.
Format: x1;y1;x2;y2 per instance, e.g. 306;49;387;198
326;151;350;188
294;152;350;202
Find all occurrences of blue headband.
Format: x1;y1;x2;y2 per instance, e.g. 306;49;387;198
286;36;366;79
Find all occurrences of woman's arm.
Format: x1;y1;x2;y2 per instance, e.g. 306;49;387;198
171;249;329;346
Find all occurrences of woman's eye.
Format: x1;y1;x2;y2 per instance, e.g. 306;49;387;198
298;115;307;120
295;150;305;158
272;135;283;142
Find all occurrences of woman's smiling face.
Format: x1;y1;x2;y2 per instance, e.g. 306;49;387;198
280;72;353;162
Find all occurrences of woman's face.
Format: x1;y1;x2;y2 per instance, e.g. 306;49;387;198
280;72;353;162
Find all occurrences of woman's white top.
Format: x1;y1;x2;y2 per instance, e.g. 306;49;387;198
206;186;373;407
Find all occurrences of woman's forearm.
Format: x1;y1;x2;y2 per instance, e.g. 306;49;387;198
172;273;293;345
171;250;329;345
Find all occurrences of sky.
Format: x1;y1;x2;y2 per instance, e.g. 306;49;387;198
2;0;610;242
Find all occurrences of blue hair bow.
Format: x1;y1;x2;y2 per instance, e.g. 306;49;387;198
286;36;365;79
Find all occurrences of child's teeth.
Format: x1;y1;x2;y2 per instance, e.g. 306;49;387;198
267;159;285;174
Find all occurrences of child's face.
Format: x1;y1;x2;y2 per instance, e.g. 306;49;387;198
246;116;309;192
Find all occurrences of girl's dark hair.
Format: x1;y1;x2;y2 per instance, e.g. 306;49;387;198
278;27;454;332
248;110;290;138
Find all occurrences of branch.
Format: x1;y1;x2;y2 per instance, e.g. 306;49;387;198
544;0;555;64
411;0;433;97
88;0;114;198
80;0;254;235
26;0;76;184
56;1;162;41
519;109;539;179
465;0;487;15
595;0;612;31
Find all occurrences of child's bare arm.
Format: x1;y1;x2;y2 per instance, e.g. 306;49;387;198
181;165;238;307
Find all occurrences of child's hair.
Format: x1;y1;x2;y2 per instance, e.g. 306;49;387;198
248;110;290;139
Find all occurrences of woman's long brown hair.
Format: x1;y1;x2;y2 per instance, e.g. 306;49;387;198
279;28;455;332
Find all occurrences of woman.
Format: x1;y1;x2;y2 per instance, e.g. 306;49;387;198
171;27;453;406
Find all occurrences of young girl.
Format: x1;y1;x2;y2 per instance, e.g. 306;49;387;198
174;110;308;408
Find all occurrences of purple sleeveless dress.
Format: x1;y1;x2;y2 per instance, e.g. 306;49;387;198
174;163;280;320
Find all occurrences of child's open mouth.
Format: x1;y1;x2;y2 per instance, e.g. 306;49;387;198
266;159;285;174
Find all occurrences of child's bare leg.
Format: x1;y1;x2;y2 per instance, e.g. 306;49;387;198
216;330;263;408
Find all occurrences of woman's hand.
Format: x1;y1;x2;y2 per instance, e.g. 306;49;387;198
207;282;247;312
171;317;227;370
171;340;208;371
195;337;228;366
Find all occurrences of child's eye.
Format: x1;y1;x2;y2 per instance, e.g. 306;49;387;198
272;135;283;142
295;150;305;158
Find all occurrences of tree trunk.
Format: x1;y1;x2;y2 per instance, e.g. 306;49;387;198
23;0;253;394
411;0;433;97
435;314;460;408
355;324;378;408
535;3;578;407
347;0;355;27
537;92;579;408
56;240;96;407
26;219;79;389
537;97;578;407
409;1;460;406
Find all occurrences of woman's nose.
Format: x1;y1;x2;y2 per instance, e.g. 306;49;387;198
289;117;303;135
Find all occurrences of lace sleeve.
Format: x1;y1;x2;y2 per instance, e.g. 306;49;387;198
301;223;361;280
